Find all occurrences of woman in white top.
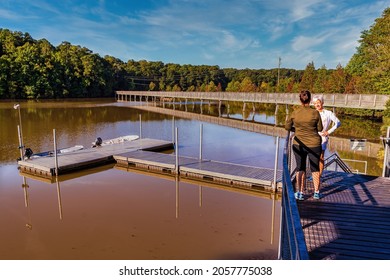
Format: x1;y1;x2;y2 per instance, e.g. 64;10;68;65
313;95;341;179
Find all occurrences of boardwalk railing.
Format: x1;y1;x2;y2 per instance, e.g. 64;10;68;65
279;137;356;259
324;152;353;173
278;132;309;260
116;91;389;110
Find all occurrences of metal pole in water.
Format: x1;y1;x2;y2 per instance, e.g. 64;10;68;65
14;103;25;160
53;129;59;177
199;123;203;160
273;136;280;191
175;175;179;219
175;127;179;174
17;125;24;161
56;177;63;220
172;116;175;143
139;114;142;139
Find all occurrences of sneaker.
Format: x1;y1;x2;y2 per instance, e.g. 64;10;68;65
295;192;304;200
313;192;321;200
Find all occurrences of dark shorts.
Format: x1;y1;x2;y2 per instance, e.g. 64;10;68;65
292;144;322;172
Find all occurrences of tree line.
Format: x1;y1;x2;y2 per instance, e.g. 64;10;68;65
0;8;389;100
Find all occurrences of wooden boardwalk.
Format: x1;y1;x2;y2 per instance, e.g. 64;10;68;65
297;171;390;259
116;91;389;110
18;138;173;178
128;104;382;158
114;150;282;191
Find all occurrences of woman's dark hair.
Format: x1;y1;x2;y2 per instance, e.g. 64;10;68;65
299;90;311;104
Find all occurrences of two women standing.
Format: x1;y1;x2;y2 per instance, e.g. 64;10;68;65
285;90;324;200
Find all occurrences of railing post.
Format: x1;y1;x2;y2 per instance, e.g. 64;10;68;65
382;126;390;177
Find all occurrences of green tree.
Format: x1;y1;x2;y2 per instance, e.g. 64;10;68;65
300;62;316;92
313;65;329;93
346;7;390;94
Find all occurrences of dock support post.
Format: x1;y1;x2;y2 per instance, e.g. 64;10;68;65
17;125;24;161
14;103;25;160
272;136;280;191
175;127;179;174
56;177;63;220
53;129;59;176
199;123;203;160
172;116;175;143
139;114;142;139
175;175;179;219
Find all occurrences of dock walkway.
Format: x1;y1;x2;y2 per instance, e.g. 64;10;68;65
298;171;390;259
114;150;282;191
18;138;173;177
18;138;282;191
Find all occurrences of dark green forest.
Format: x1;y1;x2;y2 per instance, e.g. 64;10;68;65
0;8;389;100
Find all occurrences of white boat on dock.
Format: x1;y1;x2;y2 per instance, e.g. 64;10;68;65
23;145;85;159
92;135;139;147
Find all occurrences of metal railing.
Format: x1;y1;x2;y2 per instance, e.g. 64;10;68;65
340;158;367;174
324;152;353;173
278;140;355;259
116;91;389;110
278;132;309;260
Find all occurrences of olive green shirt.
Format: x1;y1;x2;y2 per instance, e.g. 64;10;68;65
285;106;323;147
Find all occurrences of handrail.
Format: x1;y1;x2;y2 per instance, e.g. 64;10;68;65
324;152;352;173
278;132;309;260
116;91;389;110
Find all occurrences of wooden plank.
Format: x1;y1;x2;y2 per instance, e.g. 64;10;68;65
297;171;390;259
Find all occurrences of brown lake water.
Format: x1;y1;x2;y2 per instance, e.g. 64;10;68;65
0;99;283;260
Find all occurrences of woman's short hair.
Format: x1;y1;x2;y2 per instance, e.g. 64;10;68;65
299;90;311;104
313;95;324;104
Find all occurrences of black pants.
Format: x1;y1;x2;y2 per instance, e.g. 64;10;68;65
292;144;322;172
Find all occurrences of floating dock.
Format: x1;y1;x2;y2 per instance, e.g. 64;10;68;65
114;150;282;192
18;137;282;191
18;138;173;178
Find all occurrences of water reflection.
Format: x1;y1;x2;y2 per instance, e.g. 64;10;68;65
22;176;33;230
6;165;280;260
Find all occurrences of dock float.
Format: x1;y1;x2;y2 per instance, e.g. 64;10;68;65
114;150;282;192
18;138;173;178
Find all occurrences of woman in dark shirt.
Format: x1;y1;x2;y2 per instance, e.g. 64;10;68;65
285;90;323;200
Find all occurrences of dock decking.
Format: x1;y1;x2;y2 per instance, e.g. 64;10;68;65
18;138;173;177
114;150;282;191
298;171;390;260
18;138;282;191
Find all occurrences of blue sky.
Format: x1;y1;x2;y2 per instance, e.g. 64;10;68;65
0;0;389;69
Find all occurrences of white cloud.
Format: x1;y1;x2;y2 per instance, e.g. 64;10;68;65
0;8;22;20
291;33;330;52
